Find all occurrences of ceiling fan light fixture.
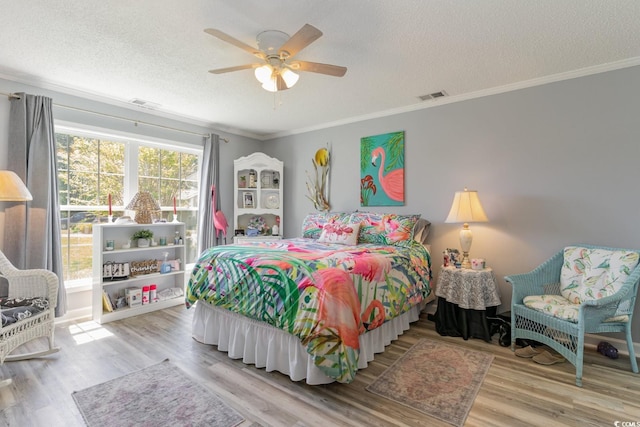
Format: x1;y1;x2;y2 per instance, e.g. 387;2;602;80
261;76;279;92
254;65;273;84
206;24;347;93
281;68;299;88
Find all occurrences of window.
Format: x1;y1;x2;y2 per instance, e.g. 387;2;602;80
56;126;201;288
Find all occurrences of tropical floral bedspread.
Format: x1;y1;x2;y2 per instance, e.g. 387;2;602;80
186;237;431;383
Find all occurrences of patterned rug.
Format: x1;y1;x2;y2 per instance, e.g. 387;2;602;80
72;359;244;427
366;339;493;427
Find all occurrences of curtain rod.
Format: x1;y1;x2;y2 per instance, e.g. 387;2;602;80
2;91;228;142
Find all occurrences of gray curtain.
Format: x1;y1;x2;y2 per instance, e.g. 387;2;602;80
196;133;222;254
5;93;66;316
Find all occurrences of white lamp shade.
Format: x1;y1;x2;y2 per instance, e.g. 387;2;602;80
281;68;299;88
0;170;33;201
254;65;273;84
445;189;488;224
261;77;278;92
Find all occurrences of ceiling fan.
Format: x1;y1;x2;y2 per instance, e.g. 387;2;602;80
205;24;347;92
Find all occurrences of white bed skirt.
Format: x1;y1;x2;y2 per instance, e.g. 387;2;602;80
192;302;422;385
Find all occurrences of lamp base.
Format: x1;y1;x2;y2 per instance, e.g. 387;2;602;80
460;251;472;269
459;224;473;269
134;211;153;224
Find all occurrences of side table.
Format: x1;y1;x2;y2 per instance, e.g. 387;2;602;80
434;266;501;342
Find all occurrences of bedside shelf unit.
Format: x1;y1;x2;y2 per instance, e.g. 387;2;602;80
234;152;283;240
92;222;186;324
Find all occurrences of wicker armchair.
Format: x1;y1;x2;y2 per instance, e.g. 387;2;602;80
506;245;640;387
0;250;60;387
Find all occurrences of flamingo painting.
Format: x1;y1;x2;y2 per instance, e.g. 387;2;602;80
371;146;404;202
211;185;228;243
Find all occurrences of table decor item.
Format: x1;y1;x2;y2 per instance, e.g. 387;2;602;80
132;229;154;248
265;194;279;209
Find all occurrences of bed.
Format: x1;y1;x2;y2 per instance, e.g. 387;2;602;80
186;212;432;384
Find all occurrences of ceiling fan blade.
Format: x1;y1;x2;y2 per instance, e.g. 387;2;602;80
278;24;322;57
204;28;265;59
208;64;259;74
290;60;347;77
276;74;289;91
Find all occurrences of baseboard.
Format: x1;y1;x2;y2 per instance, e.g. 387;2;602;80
55;307;92;325
584;333;638;357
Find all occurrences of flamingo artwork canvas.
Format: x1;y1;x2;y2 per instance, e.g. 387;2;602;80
360;131;405;206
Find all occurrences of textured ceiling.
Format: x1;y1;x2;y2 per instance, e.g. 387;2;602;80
1;1;639;139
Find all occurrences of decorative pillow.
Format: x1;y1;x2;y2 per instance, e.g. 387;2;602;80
560;246;640;304
318;222;361;245
350;212;421;245
301;212;351;239
0;297;49;327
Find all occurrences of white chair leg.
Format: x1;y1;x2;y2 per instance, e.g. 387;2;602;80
4;347;59;362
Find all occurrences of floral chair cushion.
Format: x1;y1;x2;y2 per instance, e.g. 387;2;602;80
0;297;49;327
523;294;629;323
560;246;639;304
523;246;639;322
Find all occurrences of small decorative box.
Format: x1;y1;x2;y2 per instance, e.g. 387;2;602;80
125;287;142;307
471;258;486;270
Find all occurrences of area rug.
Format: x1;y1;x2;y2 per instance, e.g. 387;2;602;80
72;359;244;427
366;339;493;427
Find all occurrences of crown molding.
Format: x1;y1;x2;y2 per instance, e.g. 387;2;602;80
262;56;640;140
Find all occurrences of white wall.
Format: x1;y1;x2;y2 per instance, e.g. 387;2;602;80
264;65;640;341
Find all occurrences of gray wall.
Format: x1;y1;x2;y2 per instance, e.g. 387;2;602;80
0;77;261;251
266;65;640;341
2;65;640;342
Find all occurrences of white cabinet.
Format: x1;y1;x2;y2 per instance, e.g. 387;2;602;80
233;152;283;242
92;222;186;324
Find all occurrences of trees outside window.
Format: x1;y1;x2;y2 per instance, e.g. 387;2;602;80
56;127;200;288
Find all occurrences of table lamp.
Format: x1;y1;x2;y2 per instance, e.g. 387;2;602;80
445;188;488;269
126;191;160;224
0;170;33;201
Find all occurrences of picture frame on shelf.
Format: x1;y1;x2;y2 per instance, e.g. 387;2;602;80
243;192;254;208
261;173;271;188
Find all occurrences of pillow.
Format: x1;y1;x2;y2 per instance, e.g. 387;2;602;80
560;246;640;304
350;212;421;245
0;297;49;327
412;218;431;245
318;222;361;246
301;212;351;239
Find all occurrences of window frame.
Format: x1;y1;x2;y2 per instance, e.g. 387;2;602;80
55;122;202;290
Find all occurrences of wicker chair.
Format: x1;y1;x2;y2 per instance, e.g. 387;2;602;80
0;250;60;387
506;245;640;387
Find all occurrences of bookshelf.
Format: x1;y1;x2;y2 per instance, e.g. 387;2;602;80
92;222;186;323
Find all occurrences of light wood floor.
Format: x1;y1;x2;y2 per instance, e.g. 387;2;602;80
1;305;639;427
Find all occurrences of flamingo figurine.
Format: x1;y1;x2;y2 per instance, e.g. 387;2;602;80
211;185;228;244
371;147;404;202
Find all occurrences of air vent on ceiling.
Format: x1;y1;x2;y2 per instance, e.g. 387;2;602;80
129;98;160;110
418;90;448;101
